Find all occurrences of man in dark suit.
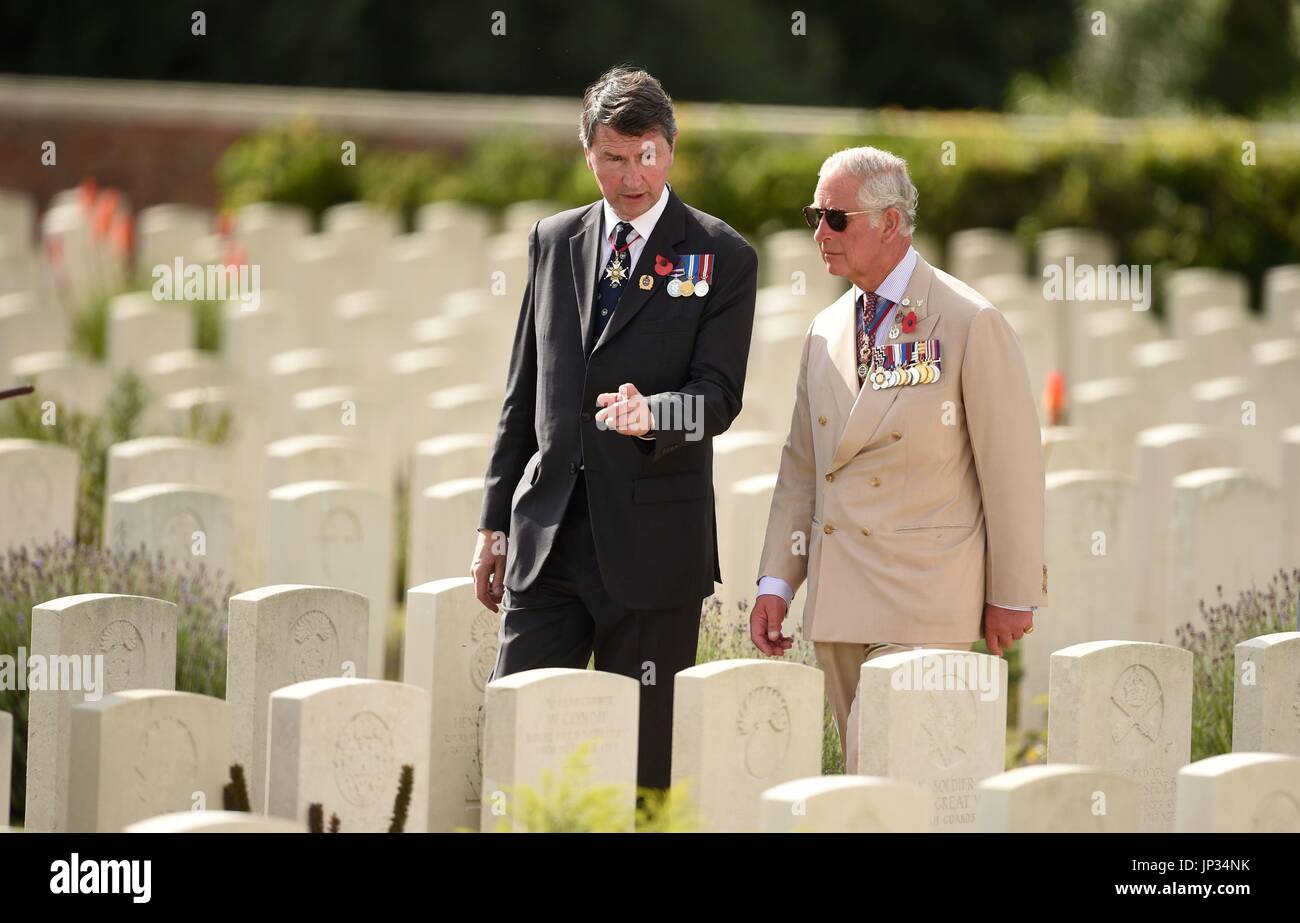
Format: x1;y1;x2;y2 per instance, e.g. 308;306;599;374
470;66;758;791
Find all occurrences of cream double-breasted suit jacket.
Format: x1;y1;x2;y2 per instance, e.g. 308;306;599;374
757;253;1048;644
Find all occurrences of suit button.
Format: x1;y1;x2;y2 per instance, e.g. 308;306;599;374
600;308;608;316
818;415;828;426
568;463;579;474
891;430;903;440
861;526;872;536
870;477;881;487
825;473;834;482
580;412;591;422
824;524;835;534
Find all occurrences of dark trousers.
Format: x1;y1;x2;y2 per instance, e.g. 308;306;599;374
490;470;703;790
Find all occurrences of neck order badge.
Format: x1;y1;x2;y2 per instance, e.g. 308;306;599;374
603;222;636;288
667;253;714;298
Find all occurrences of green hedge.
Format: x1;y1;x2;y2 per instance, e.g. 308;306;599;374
215;115;1300;311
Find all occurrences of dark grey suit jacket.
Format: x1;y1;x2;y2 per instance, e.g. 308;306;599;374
478;188;759;610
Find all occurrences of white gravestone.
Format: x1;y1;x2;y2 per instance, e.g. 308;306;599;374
858;650;1008;831
1048;640;1192;832
266;677;430;832
24;594;177;832
1020;470;1138;730
0;439;79;553
671;659;823;833
226;584;370;812
67;689;231;832
402;577;500;832
759;775;931;833
480;668;639;832
266;481;392;679
1232;632;1300;755
1176;752;1300;833
975;764;1140;832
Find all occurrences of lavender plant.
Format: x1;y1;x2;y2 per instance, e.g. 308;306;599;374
1177;567;1300;761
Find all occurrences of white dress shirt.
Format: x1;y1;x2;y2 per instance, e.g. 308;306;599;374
754;243;1034;613
599;184;672;441
600;183;671;284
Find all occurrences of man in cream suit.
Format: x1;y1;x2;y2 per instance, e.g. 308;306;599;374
751;147;1047;772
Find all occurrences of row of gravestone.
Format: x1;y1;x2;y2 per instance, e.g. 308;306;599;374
12;189;1298;455
7;585;483;837
11;188;1298;402
9;687;1296;833
5;418;1296;671
0;295;509;480
3;430;1296;720
5;576;1299;831
0;436;490;677
11;191;1295;324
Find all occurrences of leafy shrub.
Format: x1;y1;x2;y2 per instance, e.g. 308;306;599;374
216;118;360;222
486;740;698;833
216;116;1300;316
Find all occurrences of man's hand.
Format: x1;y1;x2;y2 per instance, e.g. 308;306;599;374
595;382;654;437
471;528;508;612
750;594;795;657
982;603;1034;656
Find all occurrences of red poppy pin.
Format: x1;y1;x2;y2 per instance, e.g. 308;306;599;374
901;310;918;334
654;254;675;276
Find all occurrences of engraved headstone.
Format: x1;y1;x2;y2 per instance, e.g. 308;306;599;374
67;690;231;832
480;668;638;832
1049;640;1192;832
266;678;430;832
858;649;1008;831
226;584;370;811
24;594;177;832
672;660;822;832
266;481;392;679
403;577;500;832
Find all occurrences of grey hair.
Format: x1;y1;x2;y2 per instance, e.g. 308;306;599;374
579;66;678;149
818;146;918;235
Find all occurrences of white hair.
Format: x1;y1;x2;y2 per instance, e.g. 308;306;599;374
818;146;918;236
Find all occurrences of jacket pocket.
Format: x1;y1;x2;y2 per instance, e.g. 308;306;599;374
894;524;972;533
515;452;541;496
633;471;704;504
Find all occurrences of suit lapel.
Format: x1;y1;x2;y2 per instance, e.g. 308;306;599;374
569;201;604;356
591;189;687;355
825;288;860;424
829;254;940;473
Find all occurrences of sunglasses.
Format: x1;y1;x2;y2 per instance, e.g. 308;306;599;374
802;205;871;232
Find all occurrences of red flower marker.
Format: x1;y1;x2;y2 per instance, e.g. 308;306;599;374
78;179;98;211
901;310;918;334
654;254;674;276
1043;369;1066;426
110;214;134;257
